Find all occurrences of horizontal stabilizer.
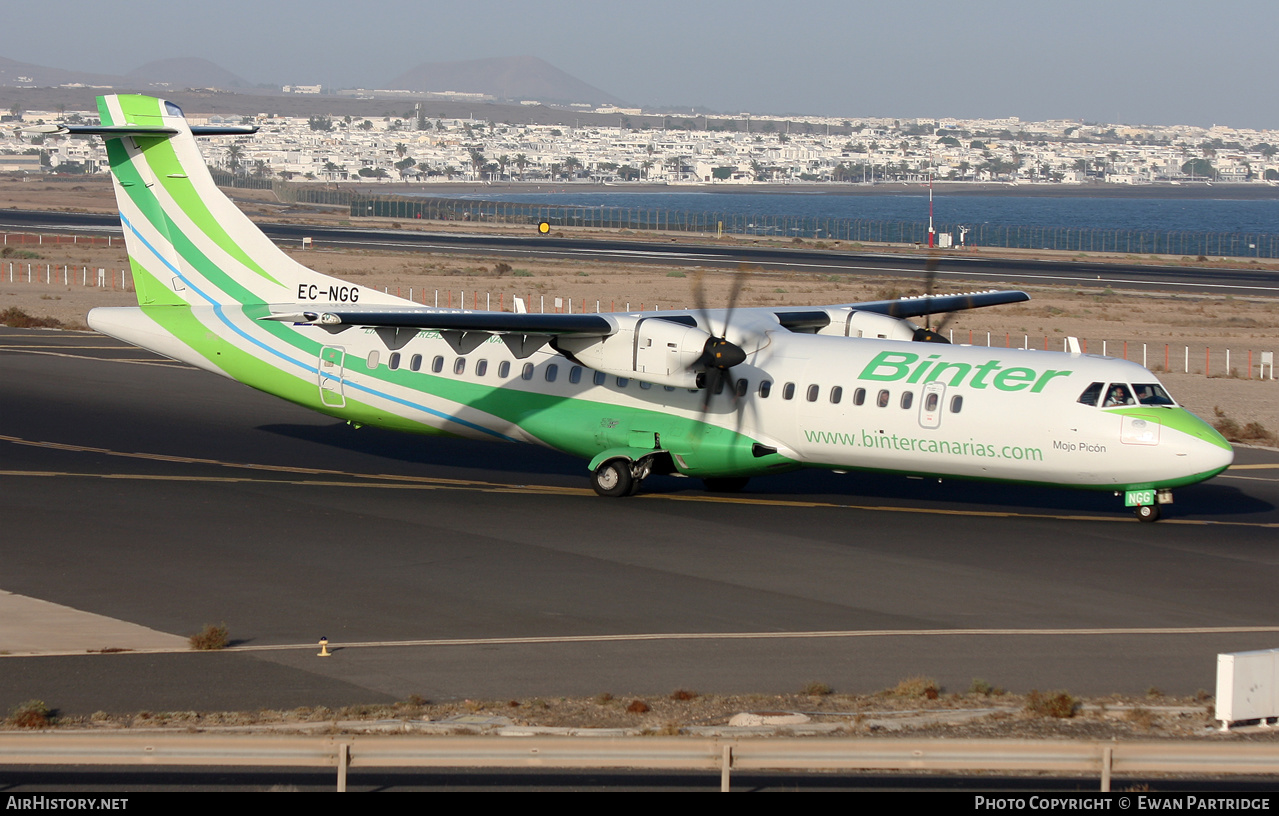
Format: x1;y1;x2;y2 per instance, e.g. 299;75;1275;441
36;124;258;137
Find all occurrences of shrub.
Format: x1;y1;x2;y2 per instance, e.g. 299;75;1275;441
1025;689;1078;719
889;676;940;699
0;307;63;329
626;700;650;714
189;622;229;650
9;699;52;728
801;681;832;696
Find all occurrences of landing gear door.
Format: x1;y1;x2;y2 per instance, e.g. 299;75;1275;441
919;381;945;429
319;345;346;408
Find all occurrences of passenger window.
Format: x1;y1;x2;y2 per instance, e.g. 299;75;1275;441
639;380;651;389
783;382;795;400
664;385;676;392
498;361;510;378
453;357;466;375
475;359;488;377
950;395;963;413
830;386;843;404
877;389;890;408
1102;383;1135;408
1078;381;1103;407
853;388;866;406
758;380;772;398
594;371;606;386
901;391;913;410
366;350;380;369
569;366;582;384
521;363;535;380
736;379;749;398
616;377;629;387
806;384;819;402
410;354;422;372
388;352;401;370
431;355;444;373
545;364;558;382
924;392;939;412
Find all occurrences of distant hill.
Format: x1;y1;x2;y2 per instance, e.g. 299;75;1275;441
388;55;625;106
126;58;251;90
0;55;125;88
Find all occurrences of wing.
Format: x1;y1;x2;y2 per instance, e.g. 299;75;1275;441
262;289;1028;335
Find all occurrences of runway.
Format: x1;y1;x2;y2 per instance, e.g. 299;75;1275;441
4;209;1279;297
1;328;1277;714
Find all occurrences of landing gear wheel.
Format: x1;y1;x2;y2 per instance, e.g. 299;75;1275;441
703;477;750;493
592;460;634;498
1135;503;1161;523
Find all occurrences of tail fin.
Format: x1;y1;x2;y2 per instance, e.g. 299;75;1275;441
96;94;396;309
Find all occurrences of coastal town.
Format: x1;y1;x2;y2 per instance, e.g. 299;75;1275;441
5;96;1279;189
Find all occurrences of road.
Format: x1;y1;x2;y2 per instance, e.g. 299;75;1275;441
4;209;1278;297
1;328;1276;715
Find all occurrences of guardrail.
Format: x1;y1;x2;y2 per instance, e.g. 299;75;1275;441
2;733;1278;791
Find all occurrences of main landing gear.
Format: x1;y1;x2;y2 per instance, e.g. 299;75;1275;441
591;458;653;497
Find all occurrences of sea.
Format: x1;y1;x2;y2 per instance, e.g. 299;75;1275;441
444;190;1279;235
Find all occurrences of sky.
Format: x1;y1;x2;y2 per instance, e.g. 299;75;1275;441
6;0;1278;130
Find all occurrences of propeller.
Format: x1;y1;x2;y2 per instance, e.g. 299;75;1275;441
691;269;749;412
914;252;954;344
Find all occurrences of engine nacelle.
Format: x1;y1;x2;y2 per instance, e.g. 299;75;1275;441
814;309;920;341
555;316;713;389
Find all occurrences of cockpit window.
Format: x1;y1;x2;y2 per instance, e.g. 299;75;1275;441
1078;382;1103;407
164;101;184;118
1102;383;1135;408
1133;383;1175;406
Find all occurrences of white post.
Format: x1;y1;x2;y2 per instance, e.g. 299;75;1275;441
46;264;50;284
82;267;87;286
986;331;990;346
487;293;490;310
27;263;32;282
1103;340;1107;357
409;288;413;302
1226;349;1231;376
1185;346;1189;373
63;265;67;286
1143;344;1147;368
434;289;438;307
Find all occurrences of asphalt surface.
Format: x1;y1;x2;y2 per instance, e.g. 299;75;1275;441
4;209;1279;297
1;328;1277;715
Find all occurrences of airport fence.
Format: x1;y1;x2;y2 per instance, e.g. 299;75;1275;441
344;193;1279;260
